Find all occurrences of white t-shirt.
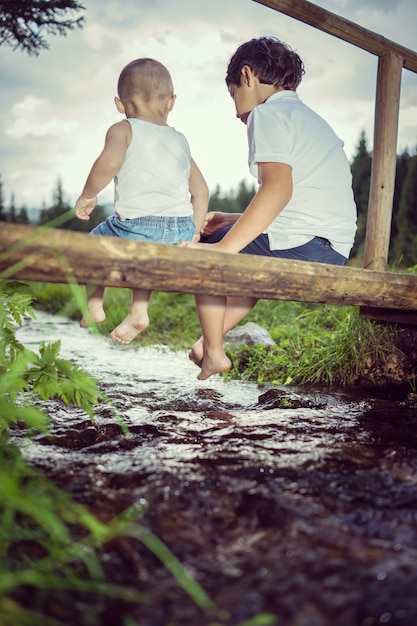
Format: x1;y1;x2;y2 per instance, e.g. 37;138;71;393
247;90;357;257
114;118;193;220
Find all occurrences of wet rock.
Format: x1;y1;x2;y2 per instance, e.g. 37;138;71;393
224;322;276;347
256;387;327;410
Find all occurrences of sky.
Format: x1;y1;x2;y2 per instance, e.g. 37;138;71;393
0;0;416;210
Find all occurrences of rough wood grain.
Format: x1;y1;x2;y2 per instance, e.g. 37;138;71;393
1;224;417;311
252;0;417;72
364;51;403;271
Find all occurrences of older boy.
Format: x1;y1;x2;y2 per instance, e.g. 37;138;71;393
181;37;357;380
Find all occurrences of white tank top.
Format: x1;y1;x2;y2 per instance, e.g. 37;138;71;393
114;118;193;220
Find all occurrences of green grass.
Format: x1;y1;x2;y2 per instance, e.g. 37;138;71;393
227;303;403;386
29;283;201;348
27;282;407;387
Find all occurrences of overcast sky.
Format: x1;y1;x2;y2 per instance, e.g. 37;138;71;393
0;0;416;209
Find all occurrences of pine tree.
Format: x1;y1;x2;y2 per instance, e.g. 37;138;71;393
389;149;411;261
0;174;6;222
17;206;30;224
8;193;17;223
391;151;417;268
208;183;239;213
39;177;71;226
350;131;372;259
208;185;222;212
236;179;256;212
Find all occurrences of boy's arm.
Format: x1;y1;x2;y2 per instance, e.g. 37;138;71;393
188;158;209;241
212;162;292;253
75;120;130;220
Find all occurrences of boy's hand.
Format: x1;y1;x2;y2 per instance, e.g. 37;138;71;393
201;212;238;236
178;241;233;253
178;241;212;250
75;195;97;220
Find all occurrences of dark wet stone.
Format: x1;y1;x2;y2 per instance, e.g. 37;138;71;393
256;387;328;410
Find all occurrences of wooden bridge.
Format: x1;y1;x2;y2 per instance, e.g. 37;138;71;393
1;0;417;324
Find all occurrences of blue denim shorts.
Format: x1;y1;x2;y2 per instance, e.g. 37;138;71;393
201;226;346;265
90;214;196;244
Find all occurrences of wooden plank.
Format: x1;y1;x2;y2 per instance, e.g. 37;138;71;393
252;0;417;73
364;51;403;271
360;307;417;326
1;223;417;310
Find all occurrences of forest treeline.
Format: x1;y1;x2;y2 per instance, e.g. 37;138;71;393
1;131;417;267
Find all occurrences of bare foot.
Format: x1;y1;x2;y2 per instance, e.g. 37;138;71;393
80;300;106;327
188;338;204;367
198;353;231;381
109;314;149;345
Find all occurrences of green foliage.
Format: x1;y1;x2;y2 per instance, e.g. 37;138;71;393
391;151;417;267
390;150;412;257
226;304;402;386
236;616;278;626
27;340;99;417
208;179;256;214
0;441;219;625
27;283;407;388
26;281;85;318
92;289;200;348
0;445;157;625
29;282;201;349
0;282;35;359
1;440;221;620
0;0;85;56
350;131;371;259
0;281;99;430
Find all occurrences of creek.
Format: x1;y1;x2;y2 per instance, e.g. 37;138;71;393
10;312;417;626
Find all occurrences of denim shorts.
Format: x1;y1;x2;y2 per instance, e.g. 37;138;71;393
201;226;346;265
90;214;196;244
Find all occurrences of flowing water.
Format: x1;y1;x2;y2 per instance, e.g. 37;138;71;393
10;312;417;626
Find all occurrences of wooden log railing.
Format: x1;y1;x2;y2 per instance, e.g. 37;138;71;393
1;223;417;326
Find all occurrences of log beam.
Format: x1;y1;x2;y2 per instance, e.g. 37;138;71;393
252;0;417;72
1;224;417;311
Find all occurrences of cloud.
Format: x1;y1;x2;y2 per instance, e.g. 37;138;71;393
0;0;416;209
7;96;77;139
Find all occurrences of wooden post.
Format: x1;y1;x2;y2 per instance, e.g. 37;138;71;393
363;51;403;271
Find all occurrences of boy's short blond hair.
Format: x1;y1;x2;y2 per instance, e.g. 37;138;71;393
117;58;174;104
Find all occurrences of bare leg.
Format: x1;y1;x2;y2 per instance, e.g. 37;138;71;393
110;289;151;345
192;294;230;380
191;295;259;380
80;285;106;327
189;295;258;369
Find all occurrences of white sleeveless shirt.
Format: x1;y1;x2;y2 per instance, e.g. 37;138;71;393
114;118;193;220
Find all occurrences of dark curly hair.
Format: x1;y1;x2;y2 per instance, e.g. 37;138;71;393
225;36;305;91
